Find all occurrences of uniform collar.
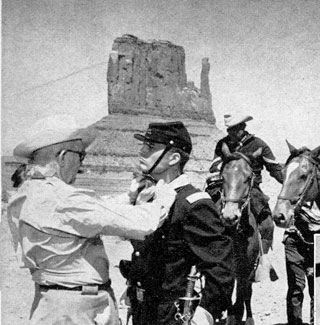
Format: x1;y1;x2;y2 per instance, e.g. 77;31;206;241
169;174;190;190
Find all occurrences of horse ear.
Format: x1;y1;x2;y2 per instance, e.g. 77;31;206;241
311;145;320;160
285;139;297;154
221;142;231;158
251;148;262;159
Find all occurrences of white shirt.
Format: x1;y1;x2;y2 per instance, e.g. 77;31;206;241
7;171;175;287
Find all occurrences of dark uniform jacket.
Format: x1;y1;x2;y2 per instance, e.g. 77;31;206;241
128;175;234;323
207;132;283;220
213;132;283;186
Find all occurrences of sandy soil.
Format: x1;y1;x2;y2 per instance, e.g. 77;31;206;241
0;175;312;325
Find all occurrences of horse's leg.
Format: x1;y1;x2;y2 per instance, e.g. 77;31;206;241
227;277;254;325
227;234;247;325
243;222;259;325
232;277;245;324
244;280;254;325
226;276;246;325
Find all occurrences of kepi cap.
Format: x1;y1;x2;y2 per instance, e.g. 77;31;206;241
134;121;192;154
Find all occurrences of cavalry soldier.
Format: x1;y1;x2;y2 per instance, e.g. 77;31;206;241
7;115;177;325
121;121;234;324
207;113;283;255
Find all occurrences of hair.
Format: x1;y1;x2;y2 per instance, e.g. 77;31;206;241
169;147;190;172
238;122;246;130
11;164;27;188
228;122;246;132
221;152;253;172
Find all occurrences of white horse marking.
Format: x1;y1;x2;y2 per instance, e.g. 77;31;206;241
285;161;299;183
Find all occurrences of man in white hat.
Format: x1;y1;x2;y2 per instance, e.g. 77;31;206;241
7;115;176;325
207;112;283;256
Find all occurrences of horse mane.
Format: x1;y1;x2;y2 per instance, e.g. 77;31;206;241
285;147;311;166
222;152;253;170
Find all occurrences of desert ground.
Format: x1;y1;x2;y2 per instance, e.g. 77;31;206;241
0;168;312;325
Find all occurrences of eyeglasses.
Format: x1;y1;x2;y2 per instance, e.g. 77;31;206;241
63;150;86;162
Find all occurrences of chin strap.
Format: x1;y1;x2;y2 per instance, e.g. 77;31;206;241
143;143;174;181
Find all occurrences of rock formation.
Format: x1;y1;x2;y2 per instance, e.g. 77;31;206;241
4;36;221;197
107;34;215;123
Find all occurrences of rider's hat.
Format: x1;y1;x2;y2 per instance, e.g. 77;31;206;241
224;112;253;129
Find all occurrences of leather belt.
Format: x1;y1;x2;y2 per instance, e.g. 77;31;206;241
39;280;111;294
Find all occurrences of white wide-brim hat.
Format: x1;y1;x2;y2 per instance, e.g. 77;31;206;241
13;115;97;159
224;113;253;129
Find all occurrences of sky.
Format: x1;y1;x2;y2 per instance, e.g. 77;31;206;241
2;0;320;160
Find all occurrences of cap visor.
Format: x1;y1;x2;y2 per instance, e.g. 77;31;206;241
134;133;146;141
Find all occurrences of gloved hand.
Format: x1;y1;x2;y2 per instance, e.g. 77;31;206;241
191;306;214;325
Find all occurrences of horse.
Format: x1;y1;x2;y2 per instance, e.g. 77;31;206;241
272;141;320;325
215;143;262;325
273;141;320;228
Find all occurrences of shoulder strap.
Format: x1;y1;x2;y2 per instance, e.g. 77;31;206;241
235;133;254;152
186;191;211;204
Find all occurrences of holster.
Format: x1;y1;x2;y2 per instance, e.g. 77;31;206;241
119;260;132;280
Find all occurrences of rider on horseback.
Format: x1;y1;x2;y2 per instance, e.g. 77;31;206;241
207;112;283;254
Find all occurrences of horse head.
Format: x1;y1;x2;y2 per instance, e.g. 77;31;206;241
220;143;262;226
272;141;320;228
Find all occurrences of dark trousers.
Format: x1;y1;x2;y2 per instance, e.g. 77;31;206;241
257;204;274;254
284;233;314;325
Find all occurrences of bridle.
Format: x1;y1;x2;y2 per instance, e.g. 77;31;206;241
277;154;320;213
220;153;256;214
277;154;320;244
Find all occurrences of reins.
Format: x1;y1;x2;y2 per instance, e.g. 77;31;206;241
277;155;319;213
277;154;320;245
220;153;255;213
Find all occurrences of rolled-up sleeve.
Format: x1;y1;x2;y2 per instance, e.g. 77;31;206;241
55;189;172;240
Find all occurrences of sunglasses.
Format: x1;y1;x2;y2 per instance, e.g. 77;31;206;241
59;149;86;162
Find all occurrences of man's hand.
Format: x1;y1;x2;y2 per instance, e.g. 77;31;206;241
128;175;155;205
128;177;156;205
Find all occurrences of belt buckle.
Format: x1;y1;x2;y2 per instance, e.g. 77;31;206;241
81;285;99;295
136;287;145;302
